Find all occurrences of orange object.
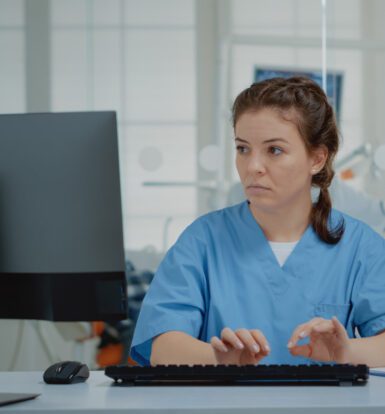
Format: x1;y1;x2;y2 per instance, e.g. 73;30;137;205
340;169;354;180
93;321;138;368
96;342;138;367
96;343;124;367
127;356;137;366
92;321;104;337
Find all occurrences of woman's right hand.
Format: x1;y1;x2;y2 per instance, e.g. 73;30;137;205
210;327;270;365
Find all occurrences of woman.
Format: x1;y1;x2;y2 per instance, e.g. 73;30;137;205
130;77;385;367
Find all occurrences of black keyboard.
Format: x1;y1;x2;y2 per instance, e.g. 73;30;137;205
105;364;368;386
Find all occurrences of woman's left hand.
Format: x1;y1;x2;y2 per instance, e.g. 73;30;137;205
287;316;352;363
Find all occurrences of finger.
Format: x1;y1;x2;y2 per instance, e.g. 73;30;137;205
287;323;307;349
311;320;335;334
331;316;349;339
287;318;324;348
234;329;262;355
221;327;244;350
210;336;228;353
289;344;312;358
249;329;270;354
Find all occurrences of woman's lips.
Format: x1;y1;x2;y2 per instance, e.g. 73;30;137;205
246;184;271;194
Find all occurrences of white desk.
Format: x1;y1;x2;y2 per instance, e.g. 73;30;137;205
1;370;385;413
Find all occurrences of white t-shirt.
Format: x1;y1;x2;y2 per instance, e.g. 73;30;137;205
268;240;299;267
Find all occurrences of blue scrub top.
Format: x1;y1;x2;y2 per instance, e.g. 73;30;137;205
130;201;385;366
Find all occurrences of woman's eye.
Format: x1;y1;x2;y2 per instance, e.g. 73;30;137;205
269;146;283;156
236;145;249;154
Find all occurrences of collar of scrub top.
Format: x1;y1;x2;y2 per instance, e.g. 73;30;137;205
241;200;321;295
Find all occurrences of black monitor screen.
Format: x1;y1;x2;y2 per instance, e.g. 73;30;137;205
0;111;127;321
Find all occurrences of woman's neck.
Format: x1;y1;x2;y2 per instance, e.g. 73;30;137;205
249;199;312;242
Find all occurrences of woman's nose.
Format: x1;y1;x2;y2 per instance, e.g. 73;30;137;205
247;154;266;175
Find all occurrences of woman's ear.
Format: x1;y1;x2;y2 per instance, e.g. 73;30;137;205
310;145;328;175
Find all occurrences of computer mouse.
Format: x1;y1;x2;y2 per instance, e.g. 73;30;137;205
43;361;90;384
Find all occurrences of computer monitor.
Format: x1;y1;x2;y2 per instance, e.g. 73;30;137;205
0;111;127;321
254;67;343;123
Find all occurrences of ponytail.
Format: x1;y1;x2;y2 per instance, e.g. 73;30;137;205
311;187;344;244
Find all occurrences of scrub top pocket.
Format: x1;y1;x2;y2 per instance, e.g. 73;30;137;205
314;303;351;326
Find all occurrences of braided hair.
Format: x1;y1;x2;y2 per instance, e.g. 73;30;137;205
232;76;344;244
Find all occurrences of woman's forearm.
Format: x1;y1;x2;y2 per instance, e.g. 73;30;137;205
347;331;385;367
150;331;217;366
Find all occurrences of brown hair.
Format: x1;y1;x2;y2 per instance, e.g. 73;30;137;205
232;76;344;244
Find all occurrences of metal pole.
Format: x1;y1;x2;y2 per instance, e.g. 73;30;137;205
321;0;327;92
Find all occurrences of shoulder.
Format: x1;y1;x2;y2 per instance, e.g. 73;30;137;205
331;208;385;251
186;202;245;235
174;202;246;246
197;201;245;225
